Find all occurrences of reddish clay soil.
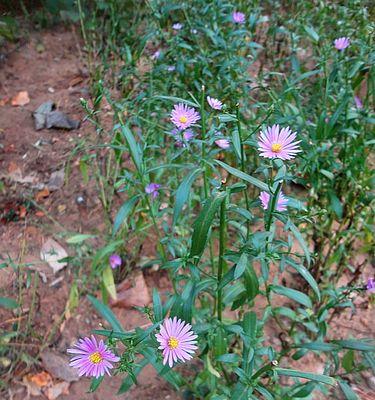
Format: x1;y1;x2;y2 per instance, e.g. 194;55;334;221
0;26;373;400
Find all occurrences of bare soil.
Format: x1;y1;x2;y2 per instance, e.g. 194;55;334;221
0;26;373;400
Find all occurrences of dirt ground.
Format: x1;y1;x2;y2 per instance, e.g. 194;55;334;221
0;26;374;400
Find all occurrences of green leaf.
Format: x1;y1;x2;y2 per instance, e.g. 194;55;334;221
285;258;320;301
231;129;242;161
154;95;199;108
339;381;359;400
216;353;241;363
89;376;104;392
189;191;226;259
342;350;354;373
102;266;117;300
284;219;311;265
112;195;140;235
333;339;375;352
304;26;320;42
243;263;259;301
87;295;124;332
141;347;183;388
329;191;343;219
296;342;339;351
274;368;336;386
121;125;143;173
234;253;247;279
0;297;18;309
215;160;269;192
66;234;96;244
152;288;163;322
173;168;201;226
272;285;312;309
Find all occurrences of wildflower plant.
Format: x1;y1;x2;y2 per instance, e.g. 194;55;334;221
72;1;374;398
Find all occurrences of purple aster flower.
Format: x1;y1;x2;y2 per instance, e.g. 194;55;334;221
172;23;183;30
354;95;363;109
171;103;200;130
207;96;223;110
366;278;375;293
258;124;301;160
67;335;120;378
145;183;161;198
109;254;121;269
151;50;161;60
155;317;198;368
167;65;176;72
259;190;288;212
334;37;350;51
215;138;230;149
171;128;194;147
232;11;246;24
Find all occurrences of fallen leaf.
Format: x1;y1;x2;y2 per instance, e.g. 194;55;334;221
11;91;30;107
30;371;52;387
45;381;70;400
69;76;83;87
35;211;45;217
110;273;151;309
19;205;27;218
40;238;68;274
35;187;50;202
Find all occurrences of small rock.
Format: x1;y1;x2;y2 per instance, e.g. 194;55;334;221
41;350;79;382
48;169;65;191
40;238;68;274
46;111;80;130
33;101;55;130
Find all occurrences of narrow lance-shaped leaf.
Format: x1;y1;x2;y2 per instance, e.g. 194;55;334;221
173;168;202;226
274;368;336;386
285;257;320;301
87;295;124;332
215;160;269;192
112;195;140;235
272;285;312;309
189;191;226;259
121;125;143;174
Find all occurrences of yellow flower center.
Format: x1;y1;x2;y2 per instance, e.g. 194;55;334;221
89;351;103;364
271;143;282;153
179;116;188;124
168;336;179;350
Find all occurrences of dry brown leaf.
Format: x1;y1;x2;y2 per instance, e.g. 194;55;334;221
19;205;27;219
35;187;50;202
11;91;30;107
69;75;83;87
29;371;52;387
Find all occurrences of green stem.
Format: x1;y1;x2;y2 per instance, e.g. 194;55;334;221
236;105;250;240
217;197;226;321
200;86;209;199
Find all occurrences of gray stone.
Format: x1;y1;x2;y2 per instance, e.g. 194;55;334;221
46;110;80;130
